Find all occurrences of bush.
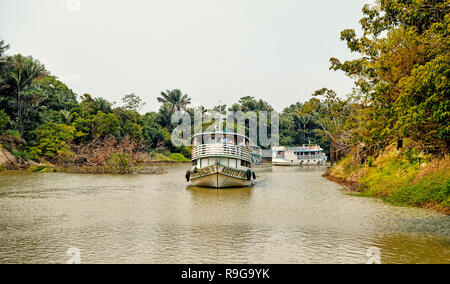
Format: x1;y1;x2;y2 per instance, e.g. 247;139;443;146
360;157;419;196
328;153;356;179
27;147;42;161
169;153;190;162
367;156;375;167
403;148;422;165
180;146;192;159
34;123;76;161
4;129;22;140
152;153;172;161
2;143;33;160
9;150;33;160
106;152;133;174
0;110;10;132
30;165;54;173
390;173;450;207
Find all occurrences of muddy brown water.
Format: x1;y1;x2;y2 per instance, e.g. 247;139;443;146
0;165;448;264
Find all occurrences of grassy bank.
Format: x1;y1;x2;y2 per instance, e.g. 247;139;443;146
325;145;449;215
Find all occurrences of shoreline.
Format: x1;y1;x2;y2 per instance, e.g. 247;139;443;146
323;171;450;216
0;160;190;175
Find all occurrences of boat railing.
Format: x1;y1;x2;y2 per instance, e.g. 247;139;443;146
296;154;326;160
273;154;326;160
298;155;324;160
192;144;252;162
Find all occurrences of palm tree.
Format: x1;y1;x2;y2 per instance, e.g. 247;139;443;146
60;110;73;124
92;97;113;113
80;94;113;114
157;89;191;112
9;55;47;134
296;113;312;145
158;102;174;128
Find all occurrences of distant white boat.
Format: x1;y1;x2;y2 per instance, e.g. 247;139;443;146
272;145;327;166
186;132;256;188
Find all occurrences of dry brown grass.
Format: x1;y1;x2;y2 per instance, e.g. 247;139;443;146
347;167;369;185
61;136;164;174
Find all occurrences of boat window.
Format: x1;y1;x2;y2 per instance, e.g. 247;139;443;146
241;160;251;168
202;135;211;144
192;160;197;166
220;134;234;144
277;151;285;158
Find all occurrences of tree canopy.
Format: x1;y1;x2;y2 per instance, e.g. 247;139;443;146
0;1;447;167
329;0;449;154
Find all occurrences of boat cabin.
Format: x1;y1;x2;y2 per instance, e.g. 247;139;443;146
272;145;327;166
191;132;253;171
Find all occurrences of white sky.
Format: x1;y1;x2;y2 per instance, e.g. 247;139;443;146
0;0;369;112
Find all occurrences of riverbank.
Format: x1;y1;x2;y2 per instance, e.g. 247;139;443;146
325;145;449;215
0;145;15;170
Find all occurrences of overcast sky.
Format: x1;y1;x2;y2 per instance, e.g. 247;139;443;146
0;0;369;112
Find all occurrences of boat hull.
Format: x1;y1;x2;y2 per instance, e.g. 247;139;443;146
191;173;252;188
189;163;253;188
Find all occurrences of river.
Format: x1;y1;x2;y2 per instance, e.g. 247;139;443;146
0;165;448;264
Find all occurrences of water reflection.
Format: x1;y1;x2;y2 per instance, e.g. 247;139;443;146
188;186;253;204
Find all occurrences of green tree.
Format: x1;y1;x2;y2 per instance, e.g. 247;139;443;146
60;110;73;125
79;94;113;115
34;76;77;111
157;102;175;129
31;122;76;161
0;110;10;132
71;115;93;142
7;55;48;134
142;112;165;148
122;93;145;112
212;104;227;115
114;108;143;139
330;0;450;154
229;96;273;112
92;111;120;138
279;99;336;155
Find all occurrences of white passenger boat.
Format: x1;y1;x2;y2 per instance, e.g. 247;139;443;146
185;132;256;188
272;145;327;166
